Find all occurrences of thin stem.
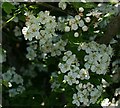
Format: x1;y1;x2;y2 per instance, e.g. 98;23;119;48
1;8;21;30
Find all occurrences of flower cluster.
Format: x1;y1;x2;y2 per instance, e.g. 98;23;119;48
64;11;90;33
78;41;113;75
57;6;92;37
22;11;57;41
2;67;25;97
22;11;67;59
94;3;119;16
2;1;120;107
101;98;119;107
72;83;103;106
57;7;92;38
8;85;25;97
51;39;67;57
58;51;90;86
87;3;119;29
53;41;113;106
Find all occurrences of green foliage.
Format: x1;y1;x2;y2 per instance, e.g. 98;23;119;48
2;2;16;14
71;2;97;12
2;2;120;108
2;80;9;88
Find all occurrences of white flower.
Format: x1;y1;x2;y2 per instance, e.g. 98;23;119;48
78;20;84;27
12;74;23;85
51;47;58;57
71;23;78;30
80;42;88;50
22;27;29;35
101;98;110;106
82;25;88;31
79;7;84;12
72;93;80;106
91;11;102;18
84;17;91;23
58;63;70;73
95;64;107;75
83;97;89;106
62;56;68;61
65;26;70;32
91;65;97;72
2;67;16;82
107;45;113;57
2;72;12;82
50;39;67;57
74;32;79;37
84;55;89;61
71;65;79;72
79;68;90;80
9;89;18;97
76;83;83;91
101;53;109;63
81;0;87;3
17;85;25;93
45;18;57;29
58;2;67;10
82;89;89;95
64;72;77;85
65;51;72;56
78;93;85;103
90;88;102;104
23;31;34;41
84;62;91;70
56;50;61;56
75;15;81;21
66;55;76;65
26;47;37;60
86;82;94;92
38;12;49;24
51;82;60;90
69;18;76;26
86;13;92;17
114;88;120;96
8;82;12;87
42;42;52;53
85;47;92;54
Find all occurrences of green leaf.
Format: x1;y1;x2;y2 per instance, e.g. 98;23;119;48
18;15;25;22
2;80;9;87
2;2;16;14
83;3;97;9
71;2;82;10
89;75;101;85
71;2;96;10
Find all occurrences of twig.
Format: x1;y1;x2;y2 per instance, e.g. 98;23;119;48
1;9;21;30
